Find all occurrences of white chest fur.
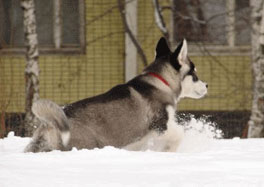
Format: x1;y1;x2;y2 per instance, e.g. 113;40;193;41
124;105;184;152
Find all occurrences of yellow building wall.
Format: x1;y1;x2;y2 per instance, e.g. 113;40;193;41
0;0;124;113
0;0;252;113
177;56;252;111
137;0;252;111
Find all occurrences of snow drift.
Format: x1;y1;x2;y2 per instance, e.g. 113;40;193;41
1;117;264;187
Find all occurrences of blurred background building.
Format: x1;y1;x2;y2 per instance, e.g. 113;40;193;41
0;0;251;138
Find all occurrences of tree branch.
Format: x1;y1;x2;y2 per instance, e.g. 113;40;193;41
175;12;206;25
117;0;148;67
153;0;170;44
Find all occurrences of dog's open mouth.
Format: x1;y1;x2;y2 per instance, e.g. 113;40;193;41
195;90;207;98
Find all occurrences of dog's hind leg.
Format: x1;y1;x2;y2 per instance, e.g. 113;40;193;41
24;99;70;152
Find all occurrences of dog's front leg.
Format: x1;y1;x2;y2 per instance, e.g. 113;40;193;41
123;131;159;151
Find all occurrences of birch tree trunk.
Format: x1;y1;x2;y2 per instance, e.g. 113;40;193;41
248;0;264;138
21;0;40;136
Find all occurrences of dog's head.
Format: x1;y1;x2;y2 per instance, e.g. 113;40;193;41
152;37;208;99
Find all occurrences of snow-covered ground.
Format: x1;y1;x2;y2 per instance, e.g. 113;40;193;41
1;118;264;187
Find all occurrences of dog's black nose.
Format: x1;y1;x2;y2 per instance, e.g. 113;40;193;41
206;84;208;88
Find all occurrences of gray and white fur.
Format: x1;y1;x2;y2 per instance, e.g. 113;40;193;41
24;37;208;153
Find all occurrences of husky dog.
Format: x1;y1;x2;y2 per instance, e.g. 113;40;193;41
24;37;208;153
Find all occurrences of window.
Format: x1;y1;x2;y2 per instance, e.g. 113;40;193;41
0;0;85;54
171;0;250;48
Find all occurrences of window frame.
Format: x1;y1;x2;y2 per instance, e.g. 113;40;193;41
0;0;86;55
171;0;251;56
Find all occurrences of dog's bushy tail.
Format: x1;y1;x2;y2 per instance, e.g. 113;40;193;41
24;99;70;152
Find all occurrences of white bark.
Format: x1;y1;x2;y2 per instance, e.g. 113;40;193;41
125;0;138;82
248;0;264;138
117;0;147;67
153;0;168;34
226;0;235;47
21;0;40;136
54;0;62;49
153;0;169;44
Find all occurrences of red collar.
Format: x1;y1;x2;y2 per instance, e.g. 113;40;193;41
148;72;170;87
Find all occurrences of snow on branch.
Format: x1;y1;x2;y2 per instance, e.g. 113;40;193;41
153;0;169;42
175;12;206;25
117;0;148;67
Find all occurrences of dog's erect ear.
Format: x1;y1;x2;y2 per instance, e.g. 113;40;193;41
170;39;188;71
155;37;171;59
176;39;188;63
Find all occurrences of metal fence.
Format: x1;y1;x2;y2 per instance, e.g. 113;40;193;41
0;0;252;138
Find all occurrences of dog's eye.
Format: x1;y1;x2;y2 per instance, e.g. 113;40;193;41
186;70;198;82
192;73;198;82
